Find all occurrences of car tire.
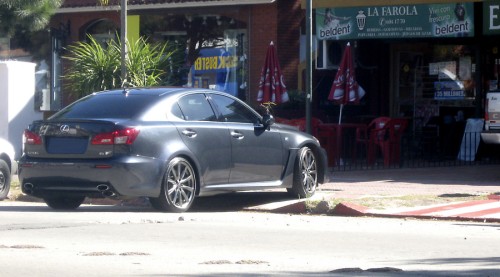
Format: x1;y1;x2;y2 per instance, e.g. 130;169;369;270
43;196;85;210
150;157;197;213
288;146;317;198
0;160;11;200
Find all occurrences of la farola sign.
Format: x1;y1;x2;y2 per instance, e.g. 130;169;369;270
484;1;500;35
316;3;474;40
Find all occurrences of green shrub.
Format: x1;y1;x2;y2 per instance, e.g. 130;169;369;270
64;35;179;98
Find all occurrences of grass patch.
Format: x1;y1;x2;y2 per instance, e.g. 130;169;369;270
306;194;489;213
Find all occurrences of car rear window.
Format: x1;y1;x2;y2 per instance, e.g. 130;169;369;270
50;94;158;120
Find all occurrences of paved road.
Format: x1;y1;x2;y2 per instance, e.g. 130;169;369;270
1;202;499;276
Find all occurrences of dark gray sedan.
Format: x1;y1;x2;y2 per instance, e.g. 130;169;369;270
18;87;327;212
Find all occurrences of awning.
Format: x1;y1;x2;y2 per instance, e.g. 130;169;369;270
57;0;275;13
301;0;482;9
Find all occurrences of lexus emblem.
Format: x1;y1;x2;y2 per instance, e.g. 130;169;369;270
60;125;70;134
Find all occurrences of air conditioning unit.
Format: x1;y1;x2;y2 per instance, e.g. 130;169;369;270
316;40;343;70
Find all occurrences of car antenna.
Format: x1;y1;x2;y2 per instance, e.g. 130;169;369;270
122;80;130;94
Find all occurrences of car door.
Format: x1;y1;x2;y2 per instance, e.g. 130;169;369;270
209;94;284;184
172;93;231;186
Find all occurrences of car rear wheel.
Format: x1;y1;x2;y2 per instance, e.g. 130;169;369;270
43;196;85;210
150;157;197;213
288;146;317;198
0;160;11;200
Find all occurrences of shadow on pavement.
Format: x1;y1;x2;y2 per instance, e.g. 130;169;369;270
191;191;292;212
0;191;294;213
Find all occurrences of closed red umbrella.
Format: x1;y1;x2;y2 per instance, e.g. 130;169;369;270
257;41;289;105
328;42;364;124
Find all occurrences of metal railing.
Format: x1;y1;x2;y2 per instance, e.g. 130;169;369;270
329;131;500;171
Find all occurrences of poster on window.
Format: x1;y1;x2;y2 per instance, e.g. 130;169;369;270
192;48;239;96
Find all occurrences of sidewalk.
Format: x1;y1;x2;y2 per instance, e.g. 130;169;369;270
249;164;500;222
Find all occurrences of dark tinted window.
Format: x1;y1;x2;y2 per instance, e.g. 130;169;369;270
50;94;157;120
170;103;184;120
211;94;259;124
177;94;216;121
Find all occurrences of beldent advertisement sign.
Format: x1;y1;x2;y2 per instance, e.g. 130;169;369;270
484;1;500;35
316;3;474;40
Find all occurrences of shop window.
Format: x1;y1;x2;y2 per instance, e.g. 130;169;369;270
141;14;248;100
395;44;477;139
191;29;246;97
84;19;118;46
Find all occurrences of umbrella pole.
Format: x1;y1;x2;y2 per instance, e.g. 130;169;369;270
338;104;344;124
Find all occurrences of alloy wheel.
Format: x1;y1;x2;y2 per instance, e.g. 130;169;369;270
165;159;196;209
299;148;317;194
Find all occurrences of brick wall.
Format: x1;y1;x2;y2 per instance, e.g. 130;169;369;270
248;0;303;107
277;0;302;92
248;3;278;107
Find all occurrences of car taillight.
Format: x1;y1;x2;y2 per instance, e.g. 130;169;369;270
23;130;42;145
91;128;139;145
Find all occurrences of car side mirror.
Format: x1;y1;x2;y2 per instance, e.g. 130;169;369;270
261;114;275;129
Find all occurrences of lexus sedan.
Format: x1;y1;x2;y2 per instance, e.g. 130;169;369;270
18;87;327;212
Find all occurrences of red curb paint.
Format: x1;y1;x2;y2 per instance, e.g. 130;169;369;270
272;201;307;214
332;202;369;216
454;206;500;218
396;200;494;216
488;194;500;200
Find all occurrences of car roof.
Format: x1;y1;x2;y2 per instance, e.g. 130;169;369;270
97;87;209;98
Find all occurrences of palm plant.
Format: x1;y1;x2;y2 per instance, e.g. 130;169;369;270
126;37;175;87
64;36;121;98
0;0;61;37
64;35;180;99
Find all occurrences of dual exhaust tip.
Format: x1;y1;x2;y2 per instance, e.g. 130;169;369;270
23;183;34;195
23;183;116;198
96;184;116;197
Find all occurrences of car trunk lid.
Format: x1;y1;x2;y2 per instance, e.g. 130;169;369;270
23;120;138;159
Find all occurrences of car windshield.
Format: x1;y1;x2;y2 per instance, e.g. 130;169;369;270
50;94;158;120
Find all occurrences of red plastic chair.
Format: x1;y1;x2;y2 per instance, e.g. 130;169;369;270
352;117;391;164
316;124;336;166
364;118;408;166
379;118;408;166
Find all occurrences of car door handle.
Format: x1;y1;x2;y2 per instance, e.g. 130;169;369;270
181;129;197;138
230;131;244;139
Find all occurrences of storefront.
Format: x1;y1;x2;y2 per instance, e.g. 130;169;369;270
299;0;500;165
307;2;496;126
44;0;298;110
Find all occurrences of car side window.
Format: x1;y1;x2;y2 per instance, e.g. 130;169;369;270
177;94;217;121
210;94;259;124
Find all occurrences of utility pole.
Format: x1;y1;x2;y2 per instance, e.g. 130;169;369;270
305;0;313;134
120;0;127;85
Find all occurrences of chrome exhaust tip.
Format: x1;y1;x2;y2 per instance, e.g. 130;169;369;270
97;184;116;197
23;183;34;195
96;184;109;192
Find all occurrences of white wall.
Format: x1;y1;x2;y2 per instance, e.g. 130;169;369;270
0;61;43;158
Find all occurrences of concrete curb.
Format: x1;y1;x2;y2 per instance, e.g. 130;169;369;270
247;193;500;223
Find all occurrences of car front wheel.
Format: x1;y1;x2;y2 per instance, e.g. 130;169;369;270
0;160;11;200
150;157;197;213
288;146;317;198
43;196;85;210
